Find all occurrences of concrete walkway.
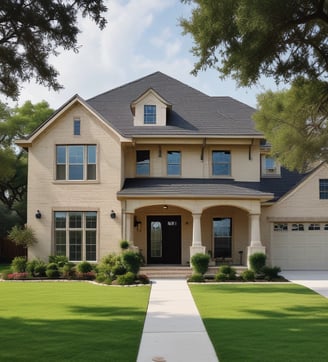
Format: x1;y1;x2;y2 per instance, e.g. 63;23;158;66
282;271;328;298
136;279;219;362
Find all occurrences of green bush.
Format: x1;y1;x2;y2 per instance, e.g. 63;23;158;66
77;261;93;273
48;255;68;267
116;272;136;285
241;269;255;281
249;252;266;274
262;266;281;280
8;225;38;247
188;273;205;282
61;262;76;279
120;240;130;250
46;262;60;278
26;259;47;277
215;272;228;282
11;256;27;273
218;265;237;280
191;253;210;275
112;262;127;276
121;251;141;274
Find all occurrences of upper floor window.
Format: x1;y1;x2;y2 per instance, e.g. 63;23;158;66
56;145;96;181
262;155;280;176
167;151;181;176
144;105;156;124
136;150;150;176
73;119;80;135
319;179;328;199
212;151;231;176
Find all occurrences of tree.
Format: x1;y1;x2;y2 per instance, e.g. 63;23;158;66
254;78;328;172
0;100;53;222
0;0;107;100
181;0;328;85
181;1;328;170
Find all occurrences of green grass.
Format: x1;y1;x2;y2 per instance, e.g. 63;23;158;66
0;282;150;362
190;284;328;362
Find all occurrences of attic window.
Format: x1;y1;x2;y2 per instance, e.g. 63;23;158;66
74;119;80;135
144;105;156;124
261;155;280;177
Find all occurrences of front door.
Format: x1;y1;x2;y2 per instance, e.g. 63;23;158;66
147;215;181;264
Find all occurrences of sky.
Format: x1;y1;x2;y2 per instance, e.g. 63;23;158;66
8;0;281;111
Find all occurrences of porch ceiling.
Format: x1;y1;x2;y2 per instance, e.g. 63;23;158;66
117;178;273;200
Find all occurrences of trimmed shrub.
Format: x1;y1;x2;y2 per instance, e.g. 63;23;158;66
262;266;281;281
249;252;266;274
61;262;76;279
188;273;205;282
241;269;255;281
120;240;130;250
46;262;60;278
11;256;27;273
27;259;47;277
215;272;228;282
121;251;141;274
218;265;237;280
116;272;136;285
191;253;210;275
77;261;93;273
48;255;68;267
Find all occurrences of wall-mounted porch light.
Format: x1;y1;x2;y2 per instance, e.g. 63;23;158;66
110;210;116;219
35;210;42;219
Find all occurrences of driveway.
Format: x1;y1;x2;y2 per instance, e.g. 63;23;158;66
282;271;328;298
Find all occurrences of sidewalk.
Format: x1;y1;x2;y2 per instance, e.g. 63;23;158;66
136;279;219;362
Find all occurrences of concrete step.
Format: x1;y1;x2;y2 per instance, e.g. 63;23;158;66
140;265;247;279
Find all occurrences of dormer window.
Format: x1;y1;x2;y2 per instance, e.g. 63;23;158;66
144;105;156;124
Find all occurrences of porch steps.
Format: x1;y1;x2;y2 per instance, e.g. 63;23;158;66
140;265;247;279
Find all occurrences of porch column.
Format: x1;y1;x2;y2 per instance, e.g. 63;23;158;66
125;212;139;252
190;213;206;260
247;213;265;267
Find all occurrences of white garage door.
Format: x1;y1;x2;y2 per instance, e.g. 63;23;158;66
271;223;328;270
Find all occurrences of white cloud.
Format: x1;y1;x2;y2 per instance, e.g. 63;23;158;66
4;0;280;110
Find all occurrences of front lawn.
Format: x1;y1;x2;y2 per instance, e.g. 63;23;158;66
0;282;150;362
190;284;328;362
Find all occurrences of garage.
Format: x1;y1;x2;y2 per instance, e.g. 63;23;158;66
270;222;328;270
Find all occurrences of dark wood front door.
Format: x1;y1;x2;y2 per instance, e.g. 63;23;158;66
147;215;181;264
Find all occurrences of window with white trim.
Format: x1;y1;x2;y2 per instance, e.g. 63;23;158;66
54;211;97;261
291;223;304;231
274;223;288;231
167;151;181;176
212;151;231;176
308;223;320;231
261;155;280;176
56;145;96;181
319;179;328;199
144;105;156;124
73;119;80;135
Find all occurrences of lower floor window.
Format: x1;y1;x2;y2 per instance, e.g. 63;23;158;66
213;218;232;258
54;211;97;261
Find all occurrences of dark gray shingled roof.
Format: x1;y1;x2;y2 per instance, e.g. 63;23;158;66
118;168;308;201
87;71;263;138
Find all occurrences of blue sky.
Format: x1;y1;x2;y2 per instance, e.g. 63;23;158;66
12;0;281;110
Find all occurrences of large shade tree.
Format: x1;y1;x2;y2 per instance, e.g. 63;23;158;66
0;101;53;237
0;0;107;100
181;0;328;170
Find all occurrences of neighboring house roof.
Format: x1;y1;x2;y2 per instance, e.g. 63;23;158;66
118;167;308;202
87;71;263;138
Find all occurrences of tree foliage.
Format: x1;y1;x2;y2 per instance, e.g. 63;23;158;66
181;0;328;85
254;78;328;172
0;100;53;223
0;0;107;99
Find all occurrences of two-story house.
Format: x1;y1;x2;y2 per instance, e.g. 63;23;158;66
17;72;328;270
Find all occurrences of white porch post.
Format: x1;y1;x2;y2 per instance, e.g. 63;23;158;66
190;213;206;260
247;213;265;267
125;212;139;252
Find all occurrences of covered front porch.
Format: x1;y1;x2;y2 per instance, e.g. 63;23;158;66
120;200;268;267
